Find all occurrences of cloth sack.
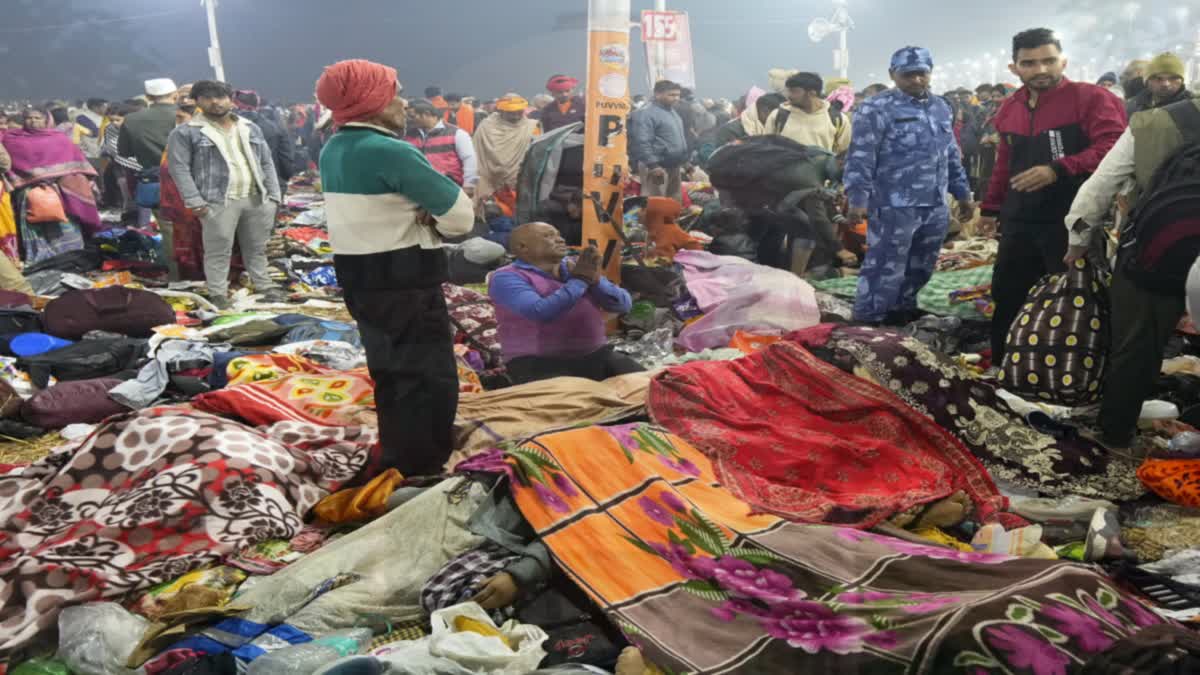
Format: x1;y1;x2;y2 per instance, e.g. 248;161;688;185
21;377;126;428
204;320;290;347
16;337;149;389
1001;257;1110;406
312;468;403;524
44;287;176;340
25;185;68;224
283;320;362;349
514;577;626;670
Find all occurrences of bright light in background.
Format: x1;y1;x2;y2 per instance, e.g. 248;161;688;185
1122;2;1141;21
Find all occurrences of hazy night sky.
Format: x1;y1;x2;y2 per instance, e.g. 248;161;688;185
2;0;1195;103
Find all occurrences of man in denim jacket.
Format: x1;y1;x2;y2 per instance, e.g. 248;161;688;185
167;80;285;308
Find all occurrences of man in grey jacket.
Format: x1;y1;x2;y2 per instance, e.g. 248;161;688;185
167;80;285;308
630;80;688;200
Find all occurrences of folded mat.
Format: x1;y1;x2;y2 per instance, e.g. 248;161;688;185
503;424;1173;673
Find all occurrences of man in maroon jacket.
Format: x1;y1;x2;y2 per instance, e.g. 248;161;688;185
539;75;585;132
978;28;1127;360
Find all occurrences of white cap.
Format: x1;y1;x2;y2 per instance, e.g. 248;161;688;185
144;78;178;97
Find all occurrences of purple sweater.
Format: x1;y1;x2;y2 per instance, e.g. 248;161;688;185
489;259;632;361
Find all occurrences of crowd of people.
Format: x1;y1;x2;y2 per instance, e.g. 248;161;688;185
3;21;1200;675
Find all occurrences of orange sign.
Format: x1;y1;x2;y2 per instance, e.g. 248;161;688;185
582;20;630;282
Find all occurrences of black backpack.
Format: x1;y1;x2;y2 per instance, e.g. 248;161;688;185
16;338;149;389
1118;102;1200;296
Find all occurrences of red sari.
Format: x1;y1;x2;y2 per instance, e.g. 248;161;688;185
647;341;1007;528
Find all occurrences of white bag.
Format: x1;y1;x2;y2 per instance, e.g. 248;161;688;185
56;602;148;675
428;602;548;675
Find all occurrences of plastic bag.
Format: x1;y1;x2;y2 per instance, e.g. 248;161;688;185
612;326;675;370
370;638;475;675
10;659;71;675
25;185;68;224
245;628;373;675
428;602;548;675
56;602;148;675
1169;431;1200;454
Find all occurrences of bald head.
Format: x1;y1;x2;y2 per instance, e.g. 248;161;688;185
510;222;568;267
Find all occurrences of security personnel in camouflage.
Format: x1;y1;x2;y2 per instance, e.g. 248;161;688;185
844;46;976;324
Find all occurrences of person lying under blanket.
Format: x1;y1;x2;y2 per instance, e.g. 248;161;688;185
489;222;644;385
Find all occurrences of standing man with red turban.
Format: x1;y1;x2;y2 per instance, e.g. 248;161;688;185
540;75;585;132
315;59;474;477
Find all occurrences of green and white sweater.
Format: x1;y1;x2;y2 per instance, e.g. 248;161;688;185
320;122;474;291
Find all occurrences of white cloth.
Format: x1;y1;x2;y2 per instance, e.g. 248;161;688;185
1063;127;1136;247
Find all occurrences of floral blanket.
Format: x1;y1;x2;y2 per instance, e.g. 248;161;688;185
505;424;1169;673
806;325;1146;500
0;408;372;656
194;354;376;427
648;341;1007;528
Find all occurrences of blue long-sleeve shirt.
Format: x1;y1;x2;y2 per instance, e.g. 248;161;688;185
843;89;970;210
489;259;632;323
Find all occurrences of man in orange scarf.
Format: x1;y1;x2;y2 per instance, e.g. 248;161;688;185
443;93;475;135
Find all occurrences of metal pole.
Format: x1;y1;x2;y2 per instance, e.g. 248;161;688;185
838;28;848;79
203;0;226;82
654;0;666;84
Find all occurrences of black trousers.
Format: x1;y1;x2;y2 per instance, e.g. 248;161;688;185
506;346;644;386
344;286;458;477
1099;268;1186;445
990;223;1068;361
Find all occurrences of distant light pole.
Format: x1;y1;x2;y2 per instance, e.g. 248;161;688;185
654;0;666;85
202;0;226;82
1122;2;1141;44
808;0;854;80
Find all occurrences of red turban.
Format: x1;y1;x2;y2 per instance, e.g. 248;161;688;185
315;59;399;126
546;75;579;93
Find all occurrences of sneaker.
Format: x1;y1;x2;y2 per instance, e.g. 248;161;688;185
208;294;232;311
260;288;290;304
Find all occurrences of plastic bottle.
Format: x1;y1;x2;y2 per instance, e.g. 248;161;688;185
246;628;374;675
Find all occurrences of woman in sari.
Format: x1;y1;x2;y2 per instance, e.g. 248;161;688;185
0;108;101;263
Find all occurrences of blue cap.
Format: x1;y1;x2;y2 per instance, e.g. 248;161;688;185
890;46;934;74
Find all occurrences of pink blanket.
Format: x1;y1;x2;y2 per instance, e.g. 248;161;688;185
674;250;820;351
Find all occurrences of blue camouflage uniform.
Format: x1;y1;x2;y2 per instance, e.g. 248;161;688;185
844;46;971;323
